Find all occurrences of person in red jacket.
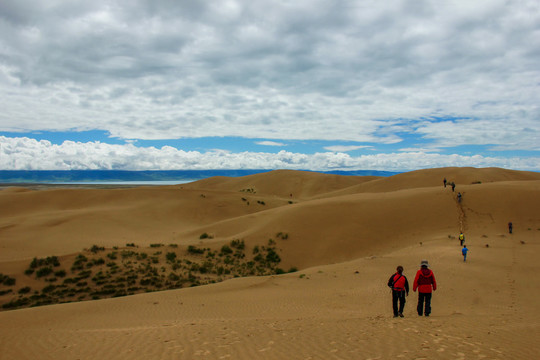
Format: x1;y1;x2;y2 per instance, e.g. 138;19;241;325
387;265;409;318
413;260;437;316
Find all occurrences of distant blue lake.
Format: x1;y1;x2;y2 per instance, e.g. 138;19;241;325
0;169;398;185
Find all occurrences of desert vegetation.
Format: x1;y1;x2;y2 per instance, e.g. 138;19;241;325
0;235;295;311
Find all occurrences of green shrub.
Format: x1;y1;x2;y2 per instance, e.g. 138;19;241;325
77;270;92;279
18;286;31;294
166;252;177;262
2;297;30;309
71;254;88;271
253;254;263;262
92;258;105;266
265;249;281;264
90;245;105;253
199;232;212;239
29;256;60;269
0;273;16;286
150;243;163;248
35;267;53;278
121;250;136;259
54;270;67;277
187;245;205;254
220;245;233;255
42;285;57;293
230;239;245;250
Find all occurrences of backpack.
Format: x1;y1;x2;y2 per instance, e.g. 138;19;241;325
388;274;402;288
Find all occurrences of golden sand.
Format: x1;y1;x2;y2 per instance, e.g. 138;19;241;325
1;167;539;359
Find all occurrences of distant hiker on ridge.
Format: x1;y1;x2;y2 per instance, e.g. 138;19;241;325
451;182;456;192
508;222;513;234
387;265;409;318
413;260;437;317
443;178;447;187
457;192;462;203
459;232;465;246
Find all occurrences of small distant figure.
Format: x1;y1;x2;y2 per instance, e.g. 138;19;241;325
387;265;409;318
462;245;468;262
508;222;513;234
457;192;462;203
459;232;465;246
413;260;437;317
451;182;456;192
443;178;447;188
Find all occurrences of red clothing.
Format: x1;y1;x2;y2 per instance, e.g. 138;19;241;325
413;268;437;293
390;273;407;291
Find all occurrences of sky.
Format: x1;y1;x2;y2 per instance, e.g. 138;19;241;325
0;0;539;172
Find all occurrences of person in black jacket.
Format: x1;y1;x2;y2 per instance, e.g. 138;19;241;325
387;265;410;318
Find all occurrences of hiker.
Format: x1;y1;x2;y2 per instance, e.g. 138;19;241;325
451;182;456;192
462;245;468;262
457;192;462;203
443;178;447;187
413;260;437;317
387;265;409;318
459;232;465;246
508;222;513;234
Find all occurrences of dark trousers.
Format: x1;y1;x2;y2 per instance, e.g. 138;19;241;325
417;292;432;316
392;290;406;316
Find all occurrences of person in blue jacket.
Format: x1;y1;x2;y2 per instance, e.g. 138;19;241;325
387;265;409;318
462;245;469;262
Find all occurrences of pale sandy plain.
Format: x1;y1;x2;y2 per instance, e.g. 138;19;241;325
0;167;539;360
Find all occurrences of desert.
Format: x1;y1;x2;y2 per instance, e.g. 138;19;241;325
1;167;539;359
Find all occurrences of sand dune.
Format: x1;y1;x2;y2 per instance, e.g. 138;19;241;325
1;167;539;359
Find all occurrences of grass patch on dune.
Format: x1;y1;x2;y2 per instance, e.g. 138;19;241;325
0;235;296;311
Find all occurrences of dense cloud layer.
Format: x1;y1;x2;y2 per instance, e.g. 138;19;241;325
0;1;539;169
2;136;537;171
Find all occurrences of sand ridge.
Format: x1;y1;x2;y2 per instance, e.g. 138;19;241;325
0;167;539;359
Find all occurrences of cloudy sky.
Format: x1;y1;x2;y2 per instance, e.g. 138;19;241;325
1;0;539;171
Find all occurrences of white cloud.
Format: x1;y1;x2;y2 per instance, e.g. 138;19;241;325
324;145;372;152
1;136;538;172
398;147;441;153
0;0;539;160
256;141;287;146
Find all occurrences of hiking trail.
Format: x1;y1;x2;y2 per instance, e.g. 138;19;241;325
455;192;467;233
